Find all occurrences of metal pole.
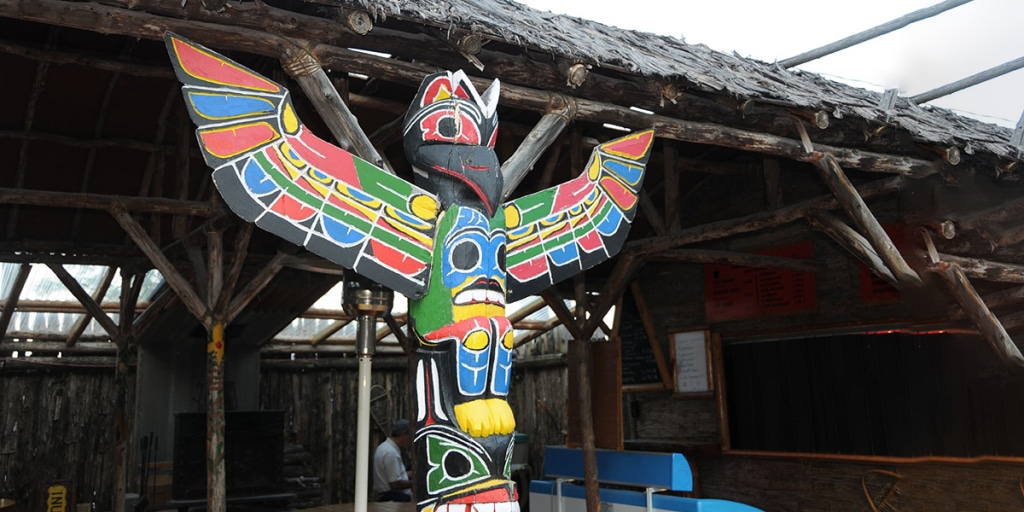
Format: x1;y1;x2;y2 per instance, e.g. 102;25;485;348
354;314;376;512
343;272;392;512
910;56;1024;104
779;0;974;68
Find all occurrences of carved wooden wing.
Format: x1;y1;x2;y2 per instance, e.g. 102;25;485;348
502;130;654;302
165;33;438;298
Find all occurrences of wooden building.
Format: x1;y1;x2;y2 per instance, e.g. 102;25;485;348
1;0;1023;511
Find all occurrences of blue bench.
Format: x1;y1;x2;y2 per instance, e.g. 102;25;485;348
530;447;761;512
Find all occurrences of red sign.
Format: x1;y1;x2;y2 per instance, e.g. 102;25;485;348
704;241;817;322
859;262;900;304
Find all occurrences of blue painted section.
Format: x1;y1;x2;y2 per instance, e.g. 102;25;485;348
543;447;693;491
530;481;761;512
603;159;643;186
243;158;278;195
188;92;275;119
596;206;624;235
322;216;366;245
548;241;580;266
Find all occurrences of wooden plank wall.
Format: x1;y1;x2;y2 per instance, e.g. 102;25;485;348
258;365;412;505
700;456;1024;511
0;365;124;511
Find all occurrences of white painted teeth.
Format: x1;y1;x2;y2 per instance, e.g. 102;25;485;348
435;502;517;512
453;289;505;305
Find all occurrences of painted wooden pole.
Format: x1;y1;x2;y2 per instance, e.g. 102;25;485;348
207;322;226;512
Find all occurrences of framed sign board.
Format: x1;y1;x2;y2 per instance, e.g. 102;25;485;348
671;330;713;395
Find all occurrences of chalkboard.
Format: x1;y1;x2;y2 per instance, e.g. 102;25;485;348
619;288;668;390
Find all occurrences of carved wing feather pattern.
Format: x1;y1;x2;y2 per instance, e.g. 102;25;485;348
165;33;439;297
502;130;654;302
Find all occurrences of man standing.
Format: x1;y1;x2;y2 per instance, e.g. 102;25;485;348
373;419;413;502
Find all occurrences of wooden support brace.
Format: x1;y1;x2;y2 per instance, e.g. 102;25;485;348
215;222;253;317
66;266;117;347
814;155;922;286
502;102;575;200
628;175;902;256
206;227;224;317
46;263;122;340
112;207;211;324
224;252;288;324
118;270;146;333
938;264;1024;365
540;289;585;340
507;296;548;324
0;263;32;340
951;285;1024;320
512;318;563;349
638;190;668;237
663;142;680;232
807;211;900;288
383;312;411;355
0;187;220;216
281;43;391;173
922;232;1024;365
582;253;646;337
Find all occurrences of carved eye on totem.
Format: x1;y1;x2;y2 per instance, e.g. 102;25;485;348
451;238;482;273
424;432;491;494
420;109;482;145
496;242;506;273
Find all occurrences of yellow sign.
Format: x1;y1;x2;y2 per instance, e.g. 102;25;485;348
46;485;67;512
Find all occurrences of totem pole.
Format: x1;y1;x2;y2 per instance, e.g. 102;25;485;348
165;34;653;512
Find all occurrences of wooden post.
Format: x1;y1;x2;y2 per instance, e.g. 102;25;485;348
207;322;227;512
573;274;601;512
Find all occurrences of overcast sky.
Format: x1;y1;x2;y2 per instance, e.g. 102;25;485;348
516;0;1024;128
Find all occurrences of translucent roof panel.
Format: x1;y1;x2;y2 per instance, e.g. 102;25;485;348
101;268;165;303
7;311;120;338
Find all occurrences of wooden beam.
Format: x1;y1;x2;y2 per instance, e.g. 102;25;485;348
582;253;645;337
950;285;1024;320
112;207;211;324
224;252;288;324
0;187;220;216
46;263;121;340
929;253;1024;284
814;155;921;286
507;296;548;324
638;190;668;237
214;222;252;317
0;263;32;339
540;289;585;340
807;211;900;288
118;270;145;333
627;175;902;256
921;232;1024;365
383;312;411;355
0;129;177;154
938;263;1024;365
66;266;117;347
573;273;601;512
281;43;391;172
0;0;948;178
501;106;574;199
513;318;563;349
649;248;821;273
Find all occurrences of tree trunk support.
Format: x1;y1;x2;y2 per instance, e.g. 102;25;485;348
501;101;575;199
813;155;922;286
922;232;1024;366
806;211;899;288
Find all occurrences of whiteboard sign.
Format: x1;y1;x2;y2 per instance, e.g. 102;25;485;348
672;331;711;394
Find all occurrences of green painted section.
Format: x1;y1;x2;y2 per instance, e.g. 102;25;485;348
408;207;458;334
425;433;490;494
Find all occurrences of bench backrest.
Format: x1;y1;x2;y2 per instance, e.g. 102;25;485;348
542;446;693;492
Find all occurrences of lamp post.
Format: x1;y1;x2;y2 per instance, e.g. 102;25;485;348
343;270;393;512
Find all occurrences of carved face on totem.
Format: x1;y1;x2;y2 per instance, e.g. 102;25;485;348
406;72;519;512
404;71;503;216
